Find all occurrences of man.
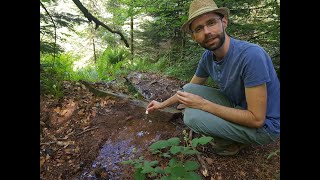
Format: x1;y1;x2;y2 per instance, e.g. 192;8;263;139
146;0;280;156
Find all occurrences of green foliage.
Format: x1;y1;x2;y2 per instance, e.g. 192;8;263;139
40;53;76;99
191;136;214;148
133;0;280;81
71;65;100;82
40;41;64;54
266;149;280;159
40;1;87;55
122;135;213;179
127;56;165;74
95;47;130;81
128;44;202;82
102;47;130;65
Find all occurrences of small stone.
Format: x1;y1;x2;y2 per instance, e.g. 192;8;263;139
145;111;149;114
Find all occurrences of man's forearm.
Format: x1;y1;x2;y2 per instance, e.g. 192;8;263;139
201;99;263;128
159;93;179;109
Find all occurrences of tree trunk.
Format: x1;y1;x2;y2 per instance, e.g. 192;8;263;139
91;23;97;63
92;37;97;63
130;15;134;61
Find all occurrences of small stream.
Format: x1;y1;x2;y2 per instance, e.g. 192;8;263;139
80;139;137;179
79;112;180;179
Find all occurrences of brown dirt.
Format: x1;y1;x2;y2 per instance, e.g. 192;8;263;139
40;72;280;180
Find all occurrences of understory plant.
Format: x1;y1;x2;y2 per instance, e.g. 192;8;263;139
266;149;280;159
122;135;213;180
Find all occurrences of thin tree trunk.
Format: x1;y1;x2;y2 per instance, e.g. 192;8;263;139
90;23;97;63
130;15;134;61
93;37;97;63
40;1;57;61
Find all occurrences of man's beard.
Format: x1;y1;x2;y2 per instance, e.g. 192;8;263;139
199;28;225;51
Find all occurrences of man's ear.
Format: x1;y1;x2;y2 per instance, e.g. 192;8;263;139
222;17;228;29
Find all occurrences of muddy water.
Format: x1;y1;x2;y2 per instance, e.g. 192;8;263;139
80;109;183;179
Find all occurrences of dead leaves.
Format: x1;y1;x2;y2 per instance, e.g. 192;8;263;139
56;141;75;148
205;157;214;165
50;100;77;126
40;156;46;168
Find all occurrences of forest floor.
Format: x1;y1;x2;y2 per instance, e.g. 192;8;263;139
40;72;280;180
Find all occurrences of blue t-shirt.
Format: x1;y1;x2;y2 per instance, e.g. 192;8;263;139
195;37;280;134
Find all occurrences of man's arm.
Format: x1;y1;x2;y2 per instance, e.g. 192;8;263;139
190;75;207;85
146;75;208;112
176;83;267;128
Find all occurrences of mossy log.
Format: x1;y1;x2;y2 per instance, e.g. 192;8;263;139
80;80;182;114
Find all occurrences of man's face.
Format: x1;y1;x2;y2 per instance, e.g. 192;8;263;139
190;12;227;51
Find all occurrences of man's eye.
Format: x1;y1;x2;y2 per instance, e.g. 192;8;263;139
195;26;203;32
207;20;216;26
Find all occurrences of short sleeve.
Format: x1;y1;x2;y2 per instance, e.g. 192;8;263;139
242;46;271;87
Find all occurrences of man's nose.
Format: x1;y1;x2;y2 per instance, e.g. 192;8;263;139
203;25;211;34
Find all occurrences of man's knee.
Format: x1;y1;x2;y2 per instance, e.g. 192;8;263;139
183;114;198;130
182;83;200;93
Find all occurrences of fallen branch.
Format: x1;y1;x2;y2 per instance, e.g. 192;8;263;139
76;126;99;136
40;141;56;146
56;131;75;140
80;80;181;114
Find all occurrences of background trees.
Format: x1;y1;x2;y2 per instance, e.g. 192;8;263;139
40;0;280;97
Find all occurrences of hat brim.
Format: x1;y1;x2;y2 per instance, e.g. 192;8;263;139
181;7;229;34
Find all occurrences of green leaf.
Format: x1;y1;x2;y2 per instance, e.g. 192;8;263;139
160;176;170;180
145;160;159;167
267;149;280;159
171;166;186;177
149;140;170;150
167;137;180;146
161;152;171;158
168;158;177;167
164;166;172;174
151;149;161;154
167;174;182;179
134;162;143;169
121;159;134;165
184;172;202;180
191;136;213;147
154;167;165;174
169;145;183;155
134;168;146;180
184;161;200;171
141;165;154;174
182;147;200;155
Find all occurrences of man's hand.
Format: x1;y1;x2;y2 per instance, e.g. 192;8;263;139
146;100;163;112
176;91;206;109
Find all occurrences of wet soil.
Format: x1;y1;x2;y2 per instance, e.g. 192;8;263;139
40;72;280;180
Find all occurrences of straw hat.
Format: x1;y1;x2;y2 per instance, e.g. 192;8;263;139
181;0;230;33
